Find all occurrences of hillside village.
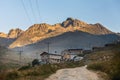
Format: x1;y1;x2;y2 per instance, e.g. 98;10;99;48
32;41;120;66
0;17;120;80
0;39;119;80
0;0;120;79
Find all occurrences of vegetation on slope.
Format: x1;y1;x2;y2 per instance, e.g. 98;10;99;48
87;43;120;80
0;61;84;80
1;41;120;80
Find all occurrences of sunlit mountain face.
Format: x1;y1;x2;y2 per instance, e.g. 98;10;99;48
0;18;118;55
6;18;113;48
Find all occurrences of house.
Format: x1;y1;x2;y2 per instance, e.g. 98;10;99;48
105;43;115;47
40;52;49;64
92;47;104;51
40;52;62;64
61;49;83;61
83;50;91;54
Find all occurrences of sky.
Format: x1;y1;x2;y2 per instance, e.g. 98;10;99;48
0;0;120;33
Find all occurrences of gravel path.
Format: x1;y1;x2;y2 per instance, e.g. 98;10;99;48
45;66;104;80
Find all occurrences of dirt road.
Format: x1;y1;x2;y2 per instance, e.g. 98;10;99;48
46;65;104;80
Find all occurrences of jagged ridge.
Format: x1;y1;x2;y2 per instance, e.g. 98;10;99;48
8;18;113;48
0;28;24;38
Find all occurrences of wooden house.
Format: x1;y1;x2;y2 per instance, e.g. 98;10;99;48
40;52;62;64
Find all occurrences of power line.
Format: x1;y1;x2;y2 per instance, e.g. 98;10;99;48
36;0;41;22
21;0;32;24
29;0;37;23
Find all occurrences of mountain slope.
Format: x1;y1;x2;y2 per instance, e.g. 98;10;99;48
61;18;112;34
0;28;24;47
9;18;113;48
0;28;23;39
0;37;15;47
9;23;66;48
13;31;119;54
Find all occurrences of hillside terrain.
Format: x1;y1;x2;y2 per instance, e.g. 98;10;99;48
2;42;120;80
8;18;113;48
0;28;23;38
84;43;120;80
12;31;120;54
0;28;24;47
0;46;18;70
0;18;119;55
0;37;15;47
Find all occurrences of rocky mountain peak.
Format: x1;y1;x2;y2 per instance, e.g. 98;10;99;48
28;23;50;31
26;23;52;36
61;17;87;28
8;18;114;48
66;17;75;21
8;28;24;38
0;32;7;38
94;23;105;28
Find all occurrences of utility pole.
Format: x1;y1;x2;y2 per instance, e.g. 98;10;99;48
36;52;39;59
45;42;51;53
89;43;91;49
19;50;23;66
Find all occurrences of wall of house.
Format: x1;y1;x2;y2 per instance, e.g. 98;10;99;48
61;50;83;55
41;55;49;63
48;55;61;63
49;55;61;60
49;58;61;63
62;53;71;60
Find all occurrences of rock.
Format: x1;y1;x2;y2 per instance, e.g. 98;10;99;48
8;28;24;38
8;18;113;48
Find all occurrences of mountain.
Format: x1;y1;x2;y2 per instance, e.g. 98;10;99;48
0;32;7;38
0;28;23;38
117;33;120;36
8;28;24;38
0;28;24;47
9;18;113;48
12;31;120;54
0;37;15;47
61;18;112;34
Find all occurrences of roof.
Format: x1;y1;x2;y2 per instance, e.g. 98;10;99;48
40;52;61;56
49;53;61;56
40;52;48;56
68;49;83;51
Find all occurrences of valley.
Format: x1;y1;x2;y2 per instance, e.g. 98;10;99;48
0;18;120;80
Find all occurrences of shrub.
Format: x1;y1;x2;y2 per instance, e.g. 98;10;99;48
4;61;84;80
87;46;120;80
0;72;7;80
110;51;120;80
32;59;39;67
18;65;31;71
87;62;105;71
6;71;20;80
